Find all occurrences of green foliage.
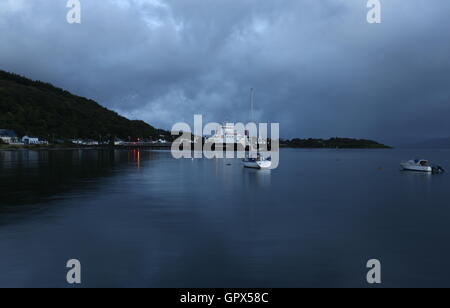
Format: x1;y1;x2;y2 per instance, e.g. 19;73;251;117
281;137;391;149
0;70;173;141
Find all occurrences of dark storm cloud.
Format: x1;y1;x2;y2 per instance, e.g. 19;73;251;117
1;0;450;144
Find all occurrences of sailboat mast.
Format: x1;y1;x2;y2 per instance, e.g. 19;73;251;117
250;88;254;123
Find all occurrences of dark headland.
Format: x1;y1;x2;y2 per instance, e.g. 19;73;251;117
280;138;391;149
0;70;172;142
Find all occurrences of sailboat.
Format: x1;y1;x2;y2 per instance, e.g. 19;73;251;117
242;88;272;169
243;154;272;169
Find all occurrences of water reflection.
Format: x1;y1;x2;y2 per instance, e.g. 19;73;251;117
1;149;450;287
242;168;271;188
0;150;139;208
400;169;435;194
128;149;141;168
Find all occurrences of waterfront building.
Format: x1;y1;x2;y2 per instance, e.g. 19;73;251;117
0;129;19;144
207;123;248;146
22;136;40;145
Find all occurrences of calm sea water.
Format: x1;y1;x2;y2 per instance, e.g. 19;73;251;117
0;148;449;288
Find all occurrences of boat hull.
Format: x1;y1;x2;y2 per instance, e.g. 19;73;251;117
243;160;272;169
401;164;432;172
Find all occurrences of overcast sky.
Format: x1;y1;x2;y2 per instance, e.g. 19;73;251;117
1;0;450;144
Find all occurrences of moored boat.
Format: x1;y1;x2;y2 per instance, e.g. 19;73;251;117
401;160;445;173
243;156;272;169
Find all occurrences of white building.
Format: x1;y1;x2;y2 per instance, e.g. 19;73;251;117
206;123;269;146
22;136;40;145
85;140;99;145
0;136;12;144
72;139;99;145
207;124;248;145
0;129;20;144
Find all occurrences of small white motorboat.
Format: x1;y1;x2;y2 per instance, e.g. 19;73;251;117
401;160;432;172
401;160;445;173
243;155;272;169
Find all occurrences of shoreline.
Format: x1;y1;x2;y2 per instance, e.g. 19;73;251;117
0;144;109;151
0;144;394;152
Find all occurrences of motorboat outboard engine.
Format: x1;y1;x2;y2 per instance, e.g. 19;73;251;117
432;165;445;174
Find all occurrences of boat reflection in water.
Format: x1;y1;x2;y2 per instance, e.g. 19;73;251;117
243;167;271;188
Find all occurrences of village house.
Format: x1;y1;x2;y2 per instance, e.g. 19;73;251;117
114;139;125;146
21;136;49;145
0;136;12;144
72;139;99;146
22;136;40;145
0;129;20;144
85;140;99;146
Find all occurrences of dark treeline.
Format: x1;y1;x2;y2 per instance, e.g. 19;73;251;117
0;70;172;142
280;137;391;149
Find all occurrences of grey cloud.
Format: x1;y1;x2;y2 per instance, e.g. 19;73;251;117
1;0;450;145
